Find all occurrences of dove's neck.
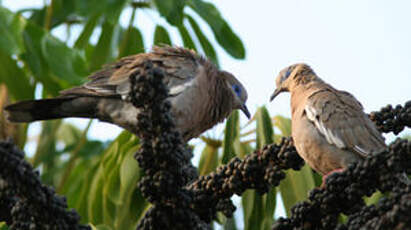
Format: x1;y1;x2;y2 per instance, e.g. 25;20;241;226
207;74;233;123
290;78;327;118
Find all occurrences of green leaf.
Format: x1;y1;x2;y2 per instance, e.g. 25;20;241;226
273;115;291;136
0;7;25;55
89;224;113;230
41;33;88;85
198;144;219;175
234;141;253;158
279;164;316;216
105;0;129;24
154;25;172;45
223;217;238;230
256;106;274;149
88;165;105;224
72;132;143;229
0;51;34;100
119;26;144;58
262;189;276;230
74;0;107;17
21;22;61;95
73;159;100;222
189;0;245;59
89;20;120;71
0;222;9;230
221;111;239;164
177;24;196;50
74;13;101;49
153;0;185;25
242;190;263;230
186;14;218;65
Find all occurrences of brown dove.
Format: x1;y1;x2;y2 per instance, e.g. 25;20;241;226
5;46;250;141
269;63;387;179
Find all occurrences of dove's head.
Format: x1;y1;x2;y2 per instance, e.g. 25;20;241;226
270;63;317;101
221;71;251;119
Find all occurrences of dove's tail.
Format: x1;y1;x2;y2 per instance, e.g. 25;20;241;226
4;97;99;122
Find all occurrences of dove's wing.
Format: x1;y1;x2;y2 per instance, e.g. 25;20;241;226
304;87;386;157
61;46;209;98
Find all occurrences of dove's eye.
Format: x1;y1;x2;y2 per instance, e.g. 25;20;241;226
232;84;241;97
281;69;291;82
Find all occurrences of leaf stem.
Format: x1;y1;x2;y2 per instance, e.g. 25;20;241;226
44;0;54;30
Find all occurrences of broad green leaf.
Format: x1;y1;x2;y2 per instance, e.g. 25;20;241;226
74;160;100;222
90;224;113;230
198;144;219;175
105;0;130;24
88;165;105;224
74;13;101;49
0;7;25;55
221;111;239;164
79;132;142;229
234;141;253;158
186;14;218;65
177;24;196;50
74;0;108;17
89;20;120;71
154;25;172;45
0;222;9;230
27;0;76;29
189;0;245;59
242;190;263;230
153;0;185;25
223;217;238;230
41;33;88;85
273;115;291;136
0;51;34;100
256;106;274;149
262;188;276;230
21;22;61;95
129;189;150;226
119;26;144;58
56;122;82;146
279;164;316;216
62;157;99;215
115;145;142;230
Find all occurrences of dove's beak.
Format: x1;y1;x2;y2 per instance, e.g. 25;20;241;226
270;88;282;102
241;104;251;119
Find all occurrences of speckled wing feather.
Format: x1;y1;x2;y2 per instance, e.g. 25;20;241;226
304;87;386;157
61;46;208;98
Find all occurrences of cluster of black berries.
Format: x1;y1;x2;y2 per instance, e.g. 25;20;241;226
369;100;411;134
129;61;206;229
273;136;411;228
187;137;304;221
0;140;90;230
130;62;306;228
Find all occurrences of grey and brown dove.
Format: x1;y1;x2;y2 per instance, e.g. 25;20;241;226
269;63;387;179
5;46;250;141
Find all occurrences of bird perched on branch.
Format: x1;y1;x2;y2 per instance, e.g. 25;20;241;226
269;63;388;182
5;46;250;141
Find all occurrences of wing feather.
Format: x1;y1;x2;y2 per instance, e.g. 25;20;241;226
304;88;386;157
60;46;207;99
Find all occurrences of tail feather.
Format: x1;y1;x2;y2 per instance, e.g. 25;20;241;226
4;97;99;122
